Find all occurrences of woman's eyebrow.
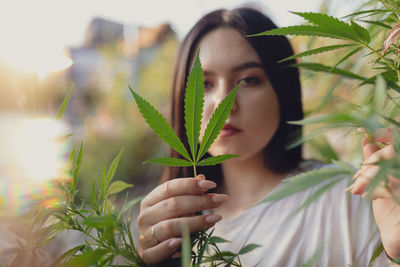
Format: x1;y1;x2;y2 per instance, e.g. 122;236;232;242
203;61;263;76
231;62;263;72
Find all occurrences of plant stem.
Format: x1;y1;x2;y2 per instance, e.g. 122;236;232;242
363;43;400;84
193;164;197;177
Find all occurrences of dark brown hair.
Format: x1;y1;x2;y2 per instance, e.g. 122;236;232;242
162;7;303;185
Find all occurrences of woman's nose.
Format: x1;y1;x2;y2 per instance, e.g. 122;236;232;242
231;98;238;113
215;82;238;113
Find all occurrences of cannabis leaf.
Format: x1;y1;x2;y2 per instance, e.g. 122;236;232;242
130;49;240;176
185;50;204;160
255;166;354;206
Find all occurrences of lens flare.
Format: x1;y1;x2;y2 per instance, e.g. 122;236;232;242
0;115;71;217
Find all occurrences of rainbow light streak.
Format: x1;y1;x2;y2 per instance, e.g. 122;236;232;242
0;115;71;217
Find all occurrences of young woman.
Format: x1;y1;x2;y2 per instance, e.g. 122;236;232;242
137;7;400;266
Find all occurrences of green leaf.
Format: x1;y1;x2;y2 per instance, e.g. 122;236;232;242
119;195;144;216
106;149;123;189
278;44;357;63
369;242;384;265
101;166;107;200
209;236;230;244
331;160;356;173
83;214;114;229
380;0;400;14
57;86;73;119
144;157;193;166
366;159;392;196
291;12;361;42
197;154;240;166
185;50;204;161
301;245;324;267
341;9;389;19
350;20;370;42
293;177;342;214
71;142;83;193
108;181;133;195
289;113;356;125
307;135;339;163
360;71;400;92
129;86;191;161
59;249;108;267
238;243;261;255
291;63;367;81
197;84;240;161
393;129;400;154
52;244;85;266
200;251;236;263
91;179;98;213
332;46;363;69
358;19;391;29
197;238;209;265
249;25;352;40
68;145;76;167
374;75;387;111
256;167;351;205
287;125;340;150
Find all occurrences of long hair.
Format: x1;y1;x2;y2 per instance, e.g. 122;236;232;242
161;7;303;186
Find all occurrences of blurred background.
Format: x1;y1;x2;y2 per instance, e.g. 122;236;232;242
1;0;379;264
0;0;369;216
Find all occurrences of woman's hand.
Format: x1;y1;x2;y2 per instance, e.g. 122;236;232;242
137;174;228;265
348;128;400;260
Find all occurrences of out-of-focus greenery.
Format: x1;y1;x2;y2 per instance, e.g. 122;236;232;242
77;35;179;199
256;0;400;262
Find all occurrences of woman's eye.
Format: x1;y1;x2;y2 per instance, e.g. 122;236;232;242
240;76;260;85
204;81;213;90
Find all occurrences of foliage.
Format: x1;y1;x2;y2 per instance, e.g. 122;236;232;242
129;50;240;175
254;0;400;263
130;50;260;266
77;33;179;200
6;49;256;266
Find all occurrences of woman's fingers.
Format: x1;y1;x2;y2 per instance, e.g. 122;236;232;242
140;213;223;264
350;164;380;195
141;175;216;209
139;193;228;227
141;214;222;248
362;138;380;159
349;145;396;196
359;127;394;145
141;237;182;265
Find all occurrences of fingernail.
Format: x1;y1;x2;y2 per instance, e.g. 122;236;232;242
198;180;216;190
205;214;222;224
169;238;182;249
212;194;229;203
345;183;355;192
361;192;369;199
171;252;182;259
197;174;205;180
353;170;361;180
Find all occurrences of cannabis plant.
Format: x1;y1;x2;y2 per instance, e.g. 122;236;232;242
130;50;259;266
6;50;258;267
251;0;400;264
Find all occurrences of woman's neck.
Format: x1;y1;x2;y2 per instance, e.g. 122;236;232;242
214;151;288;219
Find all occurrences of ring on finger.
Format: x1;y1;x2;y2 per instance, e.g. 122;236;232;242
151;224;161;244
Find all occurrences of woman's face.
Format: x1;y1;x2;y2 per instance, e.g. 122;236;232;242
196;27;280;161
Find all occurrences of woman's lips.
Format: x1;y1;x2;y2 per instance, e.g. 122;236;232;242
219;123;242;137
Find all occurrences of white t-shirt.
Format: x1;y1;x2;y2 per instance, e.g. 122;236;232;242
209;160;388;267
